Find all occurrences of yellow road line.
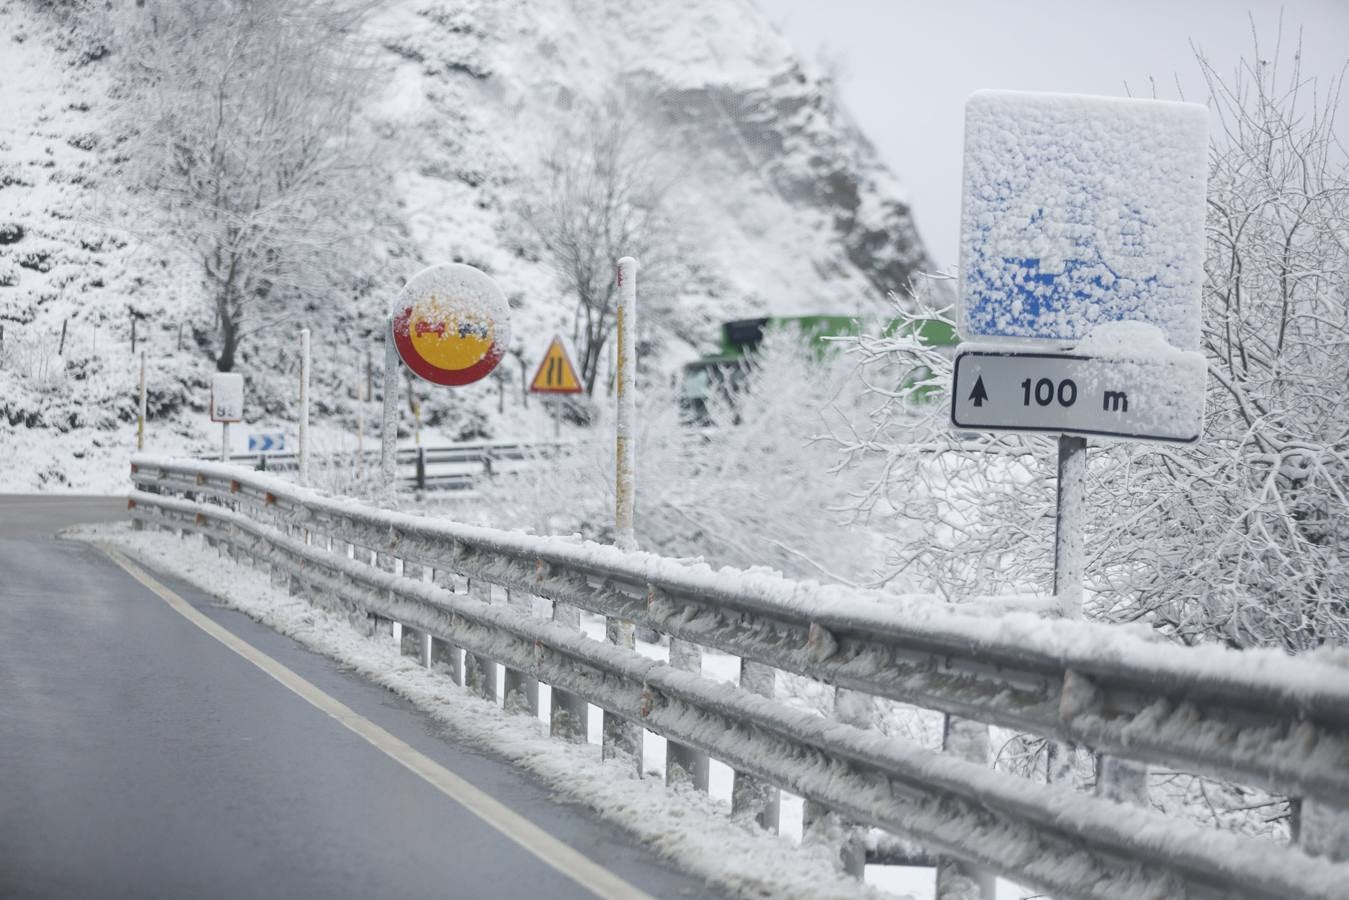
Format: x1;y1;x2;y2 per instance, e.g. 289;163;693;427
98;544;655;900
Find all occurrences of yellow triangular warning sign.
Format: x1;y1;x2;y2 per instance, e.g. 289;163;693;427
529;336;583;394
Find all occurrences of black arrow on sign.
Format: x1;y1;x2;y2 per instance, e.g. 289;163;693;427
969;376;989;407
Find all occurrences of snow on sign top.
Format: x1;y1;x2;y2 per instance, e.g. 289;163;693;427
959;91;1208;351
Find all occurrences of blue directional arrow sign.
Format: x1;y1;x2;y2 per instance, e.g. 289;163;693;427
248;433;287;453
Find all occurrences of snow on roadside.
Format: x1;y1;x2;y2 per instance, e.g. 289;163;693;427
71;521;908;900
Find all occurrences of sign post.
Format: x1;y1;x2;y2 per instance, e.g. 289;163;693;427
942;91;1209;887
210;373;244;463
954;90;1209;617
136;351;147;451
299;328;310;485
528;335;583;437
380;325;400;491
603;256;641;770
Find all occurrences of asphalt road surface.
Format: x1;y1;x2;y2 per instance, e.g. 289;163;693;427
0;496;718;900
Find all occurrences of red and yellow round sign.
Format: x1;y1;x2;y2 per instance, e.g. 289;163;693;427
390;264;511;386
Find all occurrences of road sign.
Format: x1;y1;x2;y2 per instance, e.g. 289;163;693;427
959;91;1208;351
210;373;243;423
951;345;1204;443
390;264;511;387
248;433;287;453
529;336;583;394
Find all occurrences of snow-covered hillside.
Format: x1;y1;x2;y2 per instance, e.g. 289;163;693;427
0;0;938;492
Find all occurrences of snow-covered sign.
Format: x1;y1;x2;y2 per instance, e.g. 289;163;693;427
210;373;243;423
959;91;1208;348
529;336;583;394
953;91;1209;443
951;325;1206;443
390;264;511;387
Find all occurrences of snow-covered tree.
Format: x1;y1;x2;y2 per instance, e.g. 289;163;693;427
516;98;679;396
481;325;882;583
110;0;382;372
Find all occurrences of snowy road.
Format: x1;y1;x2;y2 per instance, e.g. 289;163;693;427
0;498;717;900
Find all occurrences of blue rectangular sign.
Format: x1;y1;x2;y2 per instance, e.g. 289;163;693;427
958;91;1208;352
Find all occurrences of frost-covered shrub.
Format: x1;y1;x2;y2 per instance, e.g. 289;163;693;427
476;327;882;583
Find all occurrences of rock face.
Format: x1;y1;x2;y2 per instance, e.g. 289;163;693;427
372;0;937;331
0;0;939;491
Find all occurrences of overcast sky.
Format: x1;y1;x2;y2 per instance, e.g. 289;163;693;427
760;1;1349;269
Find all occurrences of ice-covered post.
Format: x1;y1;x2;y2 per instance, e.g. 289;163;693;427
136;350;147;450
1049;435;1087;790
379;318;400;495
1053;434;1086;619
614;256;637;552
666;637;709;791
732;661;780;832
298;328;310;485
603;256;641;769
935;716;996;899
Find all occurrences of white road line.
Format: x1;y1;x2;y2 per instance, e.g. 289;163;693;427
98;545;656;900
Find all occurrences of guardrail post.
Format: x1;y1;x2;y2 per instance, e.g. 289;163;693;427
803;688;868;877
731;659;779;831
464;579;497;702
1096;755;1149;806
549;600;589;743
415;447;426;491
502;589;539;717
666;638;709;791
399;621;425;663
936;715;995;900
1296;799;1349;862
394;557;423;660
368;551;395;635
429;569;464;685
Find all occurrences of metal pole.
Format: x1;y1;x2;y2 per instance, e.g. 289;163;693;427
379;317;400;494
603;256;640;770
1053;434;1087;619
136;351;146;450
298;328;310;485
1049;434;1088;792
220;422;228;463
356;357;365;477
553;397;561;438
614;256;637;551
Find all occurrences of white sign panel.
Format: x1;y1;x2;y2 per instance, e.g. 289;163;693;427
959;91;1208;351
210;373;244;423
951;347;1204;443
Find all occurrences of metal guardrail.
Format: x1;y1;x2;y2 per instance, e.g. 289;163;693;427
218;440;570;491
126;455;1349;900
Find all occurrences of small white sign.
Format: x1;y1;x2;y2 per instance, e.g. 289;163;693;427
951;347;1204;443
210;373;244;423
